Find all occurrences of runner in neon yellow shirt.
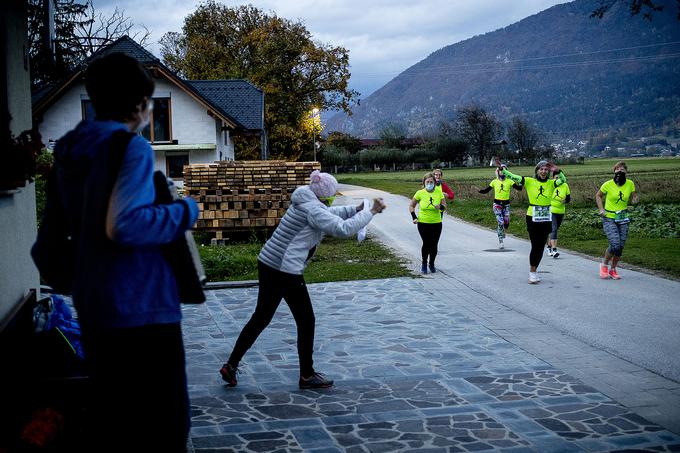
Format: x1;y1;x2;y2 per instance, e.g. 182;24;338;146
479;165;522;249
546;176;571;258
502;160;567;284
409;172;446;274
595;161;638;280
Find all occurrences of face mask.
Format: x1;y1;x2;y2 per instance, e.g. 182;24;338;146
134;99;153;133
614;171;626;185
425;183;435;191
319;196;335;207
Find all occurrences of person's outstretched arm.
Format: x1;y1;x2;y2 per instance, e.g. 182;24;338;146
552;166;567;187
502;168;524;186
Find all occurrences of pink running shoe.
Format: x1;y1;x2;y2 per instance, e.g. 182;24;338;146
599;265;610;279
609;268;621;280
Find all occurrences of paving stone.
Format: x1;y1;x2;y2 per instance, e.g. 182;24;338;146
182;281;680;452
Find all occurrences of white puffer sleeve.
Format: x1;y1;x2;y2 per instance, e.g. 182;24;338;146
307;202;374;238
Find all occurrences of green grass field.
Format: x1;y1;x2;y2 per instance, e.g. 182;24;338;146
337;157;680;278
198;236;411;283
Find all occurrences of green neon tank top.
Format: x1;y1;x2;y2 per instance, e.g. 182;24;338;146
600;179;635;219
490;178;512;201
414;188;445;224
524;177;555;215
550;182;570;214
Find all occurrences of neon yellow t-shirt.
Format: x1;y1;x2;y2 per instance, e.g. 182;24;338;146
414;188;445;224
524;177;557;215
550;182;570;215
600;179;635;219
489;178;513;201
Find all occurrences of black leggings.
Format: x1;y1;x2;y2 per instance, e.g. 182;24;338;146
229;261;316;376
526;215;552;267
417;222;443;265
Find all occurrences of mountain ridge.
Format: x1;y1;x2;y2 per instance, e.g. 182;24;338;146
327;0;680;139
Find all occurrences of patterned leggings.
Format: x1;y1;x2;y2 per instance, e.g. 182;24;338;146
493;203;510;240
602;217;629;257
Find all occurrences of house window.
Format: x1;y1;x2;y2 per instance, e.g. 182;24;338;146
81;100;96;120
81;98;171;145
166;154;189;180
141;97;172;143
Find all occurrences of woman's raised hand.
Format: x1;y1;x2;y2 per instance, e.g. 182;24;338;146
371;198;386;214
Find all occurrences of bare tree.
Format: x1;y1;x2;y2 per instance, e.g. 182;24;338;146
28;0;150;90
454;105;503;165
71;2;150;57
507;116;541;164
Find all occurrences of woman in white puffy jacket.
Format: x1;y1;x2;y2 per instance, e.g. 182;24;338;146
220;170;386;389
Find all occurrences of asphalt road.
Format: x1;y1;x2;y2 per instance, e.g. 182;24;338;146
337;183;680;383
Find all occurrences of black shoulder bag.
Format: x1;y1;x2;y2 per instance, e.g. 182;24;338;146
153;172;206;304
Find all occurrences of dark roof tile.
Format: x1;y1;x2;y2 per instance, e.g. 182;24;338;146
188;80;264;131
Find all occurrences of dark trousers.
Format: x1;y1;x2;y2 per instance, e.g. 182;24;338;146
526;215;552;267
83;322;189;453
228;261;316;376
417;222;443;266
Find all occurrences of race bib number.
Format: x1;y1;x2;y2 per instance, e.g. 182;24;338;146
614;209;630;224
532;205;552;222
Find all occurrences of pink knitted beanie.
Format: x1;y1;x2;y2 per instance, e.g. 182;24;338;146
309;170;338;198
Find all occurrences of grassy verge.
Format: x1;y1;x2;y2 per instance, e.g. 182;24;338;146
337;157;680;279
198;236;412;283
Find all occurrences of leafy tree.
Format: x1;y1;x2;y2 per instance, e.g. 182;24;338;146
430;138;468;167
324;131;362;154
160;2;357;161
591;0;680;21
378;122;407;148
27;0;150;90
507;117;541;164
454;105;503;165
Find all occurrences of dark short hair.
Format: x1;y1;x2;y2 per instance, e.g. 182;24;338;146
85;52;154;121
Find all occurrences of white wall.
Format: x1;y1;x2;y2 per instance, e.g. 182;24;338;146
154;79;216;145
0;185;39;320
1;0;40;324
38;83;85;144
40;79;225;147
36;77;237;193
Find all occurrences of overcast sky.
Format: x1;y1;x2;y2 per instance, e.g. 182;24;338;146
91;0;568;98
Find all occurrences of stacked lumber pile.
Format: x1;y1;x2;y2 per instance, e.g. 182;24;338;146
184;160;319;236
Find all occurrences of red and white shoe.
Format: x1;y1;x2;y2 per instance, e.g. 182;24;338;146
609;268;621;280
599;265;610;279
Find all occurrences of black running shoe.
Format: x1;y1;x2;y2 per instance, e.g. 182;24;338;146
299;372;334;389
429;264;436;273
219;363;238;387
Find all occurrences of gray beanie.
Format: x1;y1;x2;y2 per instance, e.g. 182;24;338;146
535;160;549;175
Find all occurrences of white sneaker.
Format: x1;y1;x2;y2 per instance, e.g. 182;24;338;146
499;240;504;249
547;247;554;257
528;272;540;284
552;249;560;258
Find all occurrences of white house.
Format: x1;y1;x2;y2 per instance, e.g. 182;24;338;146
32;36;266;186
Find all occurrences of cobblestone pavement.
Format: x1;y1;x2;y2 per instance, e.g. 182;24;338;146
182;279;680;452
